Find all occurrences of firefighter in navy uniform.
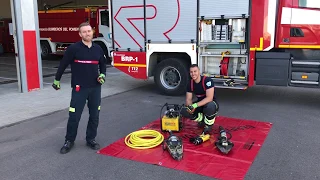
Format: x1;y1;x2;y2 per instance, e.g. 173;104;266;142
181;64;219;144
52;22;107;154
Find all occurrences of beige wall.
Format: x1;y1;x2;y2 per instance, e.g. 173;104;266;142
0;0;11;18
0;0;107;18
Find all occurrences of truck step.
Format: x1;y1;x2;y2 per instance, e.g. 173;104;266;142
214;82;248;90
200;54;247;58
290;80;319;85
203;73;247;80
205;75;248;90
289;59;320;88
292;60;320;66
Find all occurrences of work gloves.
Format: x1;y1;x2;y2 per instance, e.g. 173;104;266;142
52;79;60;90
97;74;105;84
186;103;198;114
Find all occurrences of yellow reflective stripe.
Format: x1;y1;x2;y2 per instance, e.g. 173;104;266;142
98;106;100;110
249;37;264;51
69;107;75;112
195;113;203;122
113;63;146;67
204;117;215;125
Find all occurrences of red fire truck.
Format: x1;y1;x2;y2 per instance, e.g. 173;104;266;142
109;0;320;95
0;5;112;63
38;6;111;62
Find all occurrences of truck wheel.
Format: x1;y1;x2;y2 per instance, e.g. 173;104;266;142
154;58;189;96
94;41;111;64
40;41;52;59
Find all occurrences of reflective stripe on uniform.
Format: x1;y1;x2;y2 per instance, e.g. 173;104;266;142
69;107;75;112
204;116;215;125
194;112;203;122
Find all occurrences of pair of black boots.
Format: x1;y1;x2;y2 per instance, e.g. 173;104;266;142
60;140;100;154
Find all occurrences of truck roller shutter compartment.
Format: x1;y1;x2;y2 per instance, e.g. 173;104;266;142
146;0;197;42
200;0;249;18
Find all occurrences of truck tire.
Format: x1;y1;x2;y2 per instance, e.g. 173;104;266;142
154;58;189;96
40;41;52;59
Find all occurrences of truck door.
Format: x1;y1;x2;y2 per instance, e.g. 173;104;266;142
281;0;320;87
98;9;110;40
287;0;320;48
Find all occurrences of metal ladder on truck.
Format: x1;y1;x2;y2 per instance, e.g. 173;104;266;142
197;14;249;90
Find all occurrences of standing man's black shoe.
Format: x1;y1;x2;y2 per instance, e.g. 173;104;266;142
60;140;74;154
86;140;100;150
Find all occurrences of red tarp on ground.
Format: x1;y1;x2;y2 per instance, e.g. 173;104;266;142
98;116;272;180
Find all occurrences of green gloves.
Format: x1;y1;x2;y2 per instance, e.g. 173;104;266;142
97;74;105;84
191;103;198;108
52;79;60;90
187;103;198;113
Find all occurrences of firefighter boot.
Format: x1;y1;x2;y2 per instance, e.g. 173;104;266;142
203;115;215;134
86;140;100;150
203;124;213;134
60;140;74;154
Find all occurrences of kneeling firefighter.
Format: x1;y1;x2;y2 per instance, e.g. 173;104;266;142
181;64;219;145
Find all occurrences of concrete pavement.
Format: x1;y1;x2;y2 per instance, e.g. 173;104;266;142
1;84;320;180
0;67;153;128
0;54;71;84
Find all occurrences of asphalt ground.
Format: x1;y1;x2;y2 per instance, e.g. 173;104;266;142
0;83;320;180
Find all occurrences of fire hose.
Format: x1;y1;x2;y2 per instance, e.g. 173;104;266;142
124;129;164;149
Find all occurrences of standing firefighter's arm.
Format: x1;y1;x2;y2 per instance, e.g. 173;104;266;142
52;46;74;90
97;48;107;84
99;48;107;76
55;46;74;81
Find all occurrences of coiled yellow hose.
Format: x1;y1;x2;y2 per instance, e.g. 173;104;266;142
124;129;164;149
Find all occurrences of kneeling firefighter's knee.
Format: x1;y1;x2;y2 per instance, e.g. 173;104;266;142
203;101;219;119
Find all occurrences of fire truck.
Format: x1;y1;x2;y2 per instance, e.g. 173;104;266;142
108;0;320;95
0;4;112;64
38;5;112;63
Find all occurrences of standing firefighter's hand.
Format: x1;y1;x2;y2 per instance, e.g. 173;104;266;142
97;74;105;84
52;79;60;90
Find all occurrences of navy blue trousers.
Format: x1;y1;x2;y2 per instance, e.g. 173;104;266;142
65;85;101;142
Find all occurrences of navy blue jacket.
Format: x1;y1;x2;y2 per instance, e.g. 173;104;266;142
55;41;107;88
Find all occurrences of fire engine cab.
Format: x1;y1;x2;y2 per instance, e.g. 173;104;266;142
108;0;320;95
